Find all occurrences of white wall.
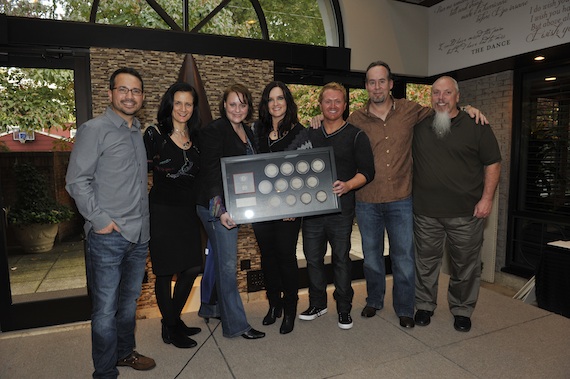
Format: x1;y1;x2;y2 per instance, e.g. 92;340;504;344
339;0;429;76
428;0;570;76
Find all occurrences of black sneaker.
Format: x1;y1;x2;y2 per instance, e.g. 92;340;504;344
338;312;353;330
298;306;327;320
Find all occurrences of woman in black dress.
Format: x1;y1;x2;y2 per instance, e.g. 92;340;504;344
143;82;202;348
252;81;305;334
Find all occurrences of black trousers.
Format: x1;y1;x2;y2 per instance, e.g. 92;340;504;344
252;218;302;314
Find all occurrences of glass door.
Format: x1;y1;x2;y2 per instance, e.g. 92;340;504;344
0;46;92;331
506;65;570;276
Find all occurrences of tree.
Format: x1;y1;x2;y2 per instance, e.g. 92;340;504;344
258;0;325;45
0;0;57;18
290;84;322;126
0;67;75;133
0;0;327;132
55;0;325;45
406;83;431;107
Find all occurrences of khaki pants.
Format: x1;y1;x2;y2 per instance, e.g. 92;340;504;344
413;214;484;317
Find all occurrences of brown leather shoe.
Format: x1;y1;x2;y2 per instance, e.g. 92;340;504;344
116;351;156;370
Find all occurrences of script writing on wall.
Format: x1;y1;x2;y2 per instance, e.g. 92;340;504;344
429;0;570;74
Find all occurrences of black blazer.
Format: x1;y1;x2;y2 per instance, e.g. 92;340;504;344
196;117;256;207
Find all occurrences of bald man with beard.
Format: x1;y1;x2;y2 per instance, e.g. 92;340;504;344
412;76;501;333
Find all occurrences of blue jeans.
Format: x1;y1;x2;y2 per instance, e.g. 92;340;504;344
355;198;415;318
302;211;355;313
196;205;251;337
85;230;148;379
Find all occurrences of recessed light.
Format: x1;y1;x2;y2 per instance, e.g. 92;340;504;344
534;56;546;61
545;77;557;81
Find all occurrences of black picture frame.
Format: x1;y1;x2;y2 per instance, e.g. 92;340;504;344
221;147;340;224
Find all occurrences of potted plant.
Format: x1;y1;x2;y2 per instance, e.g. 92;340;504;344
8;162;74;253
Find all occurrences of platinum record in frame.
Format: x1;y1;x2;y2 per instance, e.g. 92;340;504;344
220;147;340;224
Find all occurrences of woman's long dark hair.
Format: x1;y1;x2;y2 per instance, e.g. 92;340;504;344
156;82;200;140
256;81;299;140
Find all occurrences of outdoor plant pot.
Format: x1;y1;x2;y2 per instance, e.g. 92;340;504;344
8;162;73;253
12;223;59;253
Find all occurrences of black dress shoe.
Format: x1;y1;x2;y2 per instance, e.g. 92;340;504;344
399;316;415;328
262;305;283;325
177;319;201;336
361;306;377;318
453;316;471;332
241;328;265;340
279;314;295;334
414;310;434;326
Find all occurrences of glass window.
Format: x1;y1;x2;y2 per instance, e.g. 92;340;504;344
2;0;327;45
259;0;325;45
507;66;570;274
290;84;322;126
406;83;431;107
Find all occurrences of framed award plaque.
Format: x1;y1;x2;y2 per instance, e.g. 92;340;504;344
221;147;340;224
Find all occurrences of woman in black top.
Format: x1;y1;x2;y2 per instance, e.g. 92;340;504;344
195;83;265;340
252;81;305;334
143;82;202;348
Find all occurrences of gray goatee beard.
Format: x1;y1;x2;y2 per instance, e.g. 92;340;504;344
432;110;451;138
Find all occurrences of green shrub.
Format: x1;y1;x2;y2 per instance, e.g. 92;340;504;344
8;163;74;225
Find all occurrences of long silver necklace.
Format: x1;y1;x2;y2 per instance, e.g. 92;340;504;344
172;127;190;149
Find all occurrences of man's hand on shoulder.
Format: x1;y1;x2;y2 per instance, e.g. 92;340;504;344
464;105;489;125
309;114;324;129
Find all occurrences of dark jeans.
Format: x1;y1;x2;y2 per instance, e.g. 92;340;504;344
302;211;355;313
85;230;148;379
252;218;301;314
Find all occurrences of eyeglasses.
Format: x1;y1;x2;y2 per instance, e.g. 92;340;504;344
113;86;143;96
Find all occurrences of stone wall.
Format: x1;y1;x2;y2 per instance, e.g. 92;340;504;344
89;48;273;311
459;71;513;271
89;48;273;126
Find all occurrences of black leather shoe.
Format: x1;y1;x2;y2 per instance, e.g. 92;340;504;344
399;316;415;328
262;305;283;325
361;306;377;318
242;328;265;339
279;314;295;334
414;310;434;326
453;316;471;332
177;319;201;336
162;321;197;348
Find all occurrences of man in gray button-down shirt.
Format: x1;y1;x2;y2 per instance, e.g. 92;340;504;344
66;67;155;378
